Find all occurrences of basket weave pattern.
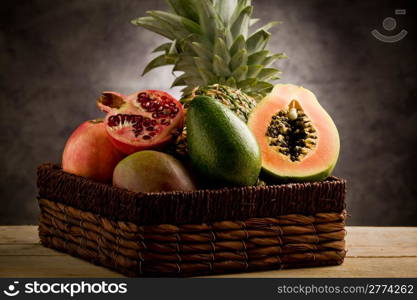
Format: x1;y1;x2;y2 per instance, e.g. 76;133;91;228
37;163;347;277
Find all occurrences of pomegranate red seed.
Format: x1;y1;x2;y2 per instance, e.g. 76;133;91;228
98;90;184;154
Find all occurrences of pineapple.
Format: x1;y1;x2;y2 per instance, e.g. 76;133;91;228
181;84;256;122
131;0;285;155
175;84;258;156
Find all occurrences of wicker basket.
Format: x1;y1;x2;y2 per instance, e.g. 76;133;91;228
37;163;347;277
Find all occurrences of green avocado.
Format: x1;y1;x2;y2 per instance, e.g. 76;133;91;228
186;96;261;187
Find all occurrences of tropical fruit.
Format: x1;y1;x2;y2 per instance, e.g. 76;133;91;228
182;84;257;122
132;0;286;156
97;90;184;154
187;96;261;187
62;119;124;183
174;84;257;156
132;0;285;99
113;150;196;193
248;84;340;182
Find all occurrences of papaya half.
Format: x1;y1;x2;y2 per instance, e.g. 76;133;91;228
248;84;340;182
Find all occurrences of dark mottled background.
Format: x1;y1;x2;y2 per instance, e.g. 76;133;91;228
0;0;416;225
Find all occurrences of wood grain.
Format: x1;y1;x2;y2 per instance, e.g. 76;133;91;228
346;226;417;257
0;256;122;277
0;226;39;244
209;258;417;278
0;226;416;277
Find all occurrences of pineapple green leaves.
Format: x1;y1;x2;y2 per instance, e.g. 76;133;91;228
131;0;286;100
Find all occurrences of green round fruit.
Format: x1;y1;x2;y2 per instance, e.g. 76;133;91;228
112;150;196;193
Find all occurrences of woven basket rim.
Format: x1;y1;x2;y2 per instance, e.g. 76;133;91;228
39;163;346;196
37;163;347;225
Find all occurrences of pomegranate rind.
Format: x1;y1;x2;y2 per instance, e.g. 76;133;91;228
98;90;185;155
96;91;127;113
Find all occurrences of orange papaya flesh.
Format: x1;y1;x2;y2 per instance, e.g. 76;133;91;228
248;84;340;182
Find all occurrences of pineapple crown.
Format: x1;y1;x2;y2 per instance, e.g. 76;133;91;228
131;0;286;99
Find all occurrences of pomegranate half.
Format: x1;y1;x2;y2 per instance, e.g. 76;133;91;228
97;90;184;154
62;119;124;182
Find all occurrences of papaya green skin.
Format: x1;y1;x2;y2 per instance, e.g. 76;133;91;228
113;150;196;193
248;84;340;183
262;163;337;183
186;96;261;187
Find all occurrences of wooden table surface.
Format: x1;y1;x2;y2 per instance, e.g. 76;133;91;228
0;226;416;277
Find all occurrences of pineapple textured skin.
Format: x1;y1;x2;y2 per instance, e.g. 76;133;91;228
132;0;286;157
173;84;257;157
181;84;256;122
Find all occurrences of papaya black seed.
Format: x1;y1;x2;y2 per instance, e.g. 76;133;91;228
266;107;317;161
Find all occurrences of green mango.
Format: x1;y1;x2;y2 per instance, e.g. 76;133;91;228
186;96;261;187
